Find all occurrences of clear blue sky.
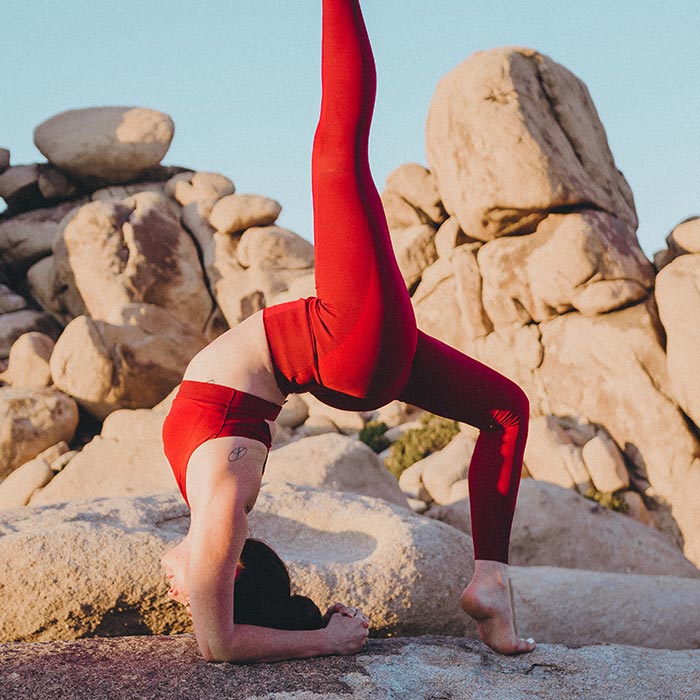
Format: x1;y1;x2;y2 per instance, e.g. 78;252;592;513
3;1;699;258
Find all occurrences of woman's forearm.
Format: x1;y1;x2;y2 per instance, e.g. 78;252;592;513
203;623;332;664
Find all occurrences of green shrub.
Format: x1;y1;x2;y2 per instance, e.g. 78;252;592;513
384;413;460;479
358;420;390;453
583;486;629;514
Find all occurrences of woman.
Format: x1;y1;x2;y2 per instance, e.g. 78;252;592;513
162;0;535;663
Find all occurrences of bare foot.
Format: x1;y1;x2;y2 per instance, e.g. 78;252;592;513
461;560;535;655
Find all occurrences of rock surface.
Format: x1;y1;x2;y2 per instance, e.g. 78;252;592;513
34;107;174;183
522;415;590;491
655;254;700;427
1;635;698;700
533;303;700;565
390;223;438;289
0;165;40;211
0;283;26;313
383;162;445;227
511;566;700;649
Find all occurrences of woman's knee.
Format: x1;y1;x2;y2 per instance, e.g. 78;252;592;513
488;380;529;431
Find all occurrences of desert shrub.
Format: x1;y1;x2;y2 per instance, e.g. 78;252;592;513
583;486;629;514
384;413;459;479
358;420;390;453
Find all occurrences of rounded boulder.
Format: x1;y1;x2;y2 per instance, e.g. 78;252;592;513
34;107;174;183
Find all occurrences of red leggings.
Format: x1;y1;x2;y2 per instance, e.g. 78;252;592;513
263;0;528;563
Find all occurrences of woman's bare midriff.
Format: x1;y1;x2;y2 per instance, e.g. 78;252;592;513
183;310;288;409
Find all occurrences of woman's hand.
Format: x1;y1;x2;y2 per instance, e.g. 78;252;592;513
322;602;361;624
322;606;370;655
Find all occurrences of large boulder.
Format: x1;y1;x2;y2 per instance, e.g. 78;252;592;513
0;387;78;478
511;481;693;576
0;493;190;643
655;254;700;427
426;47;636;239
33;107;174;183
54;192;213;332
427;479;699;578
0;636;698;700
238;226;314;275
0;486;473;642
251;483;471;637
510;566;700;649
30;406;176;506
263;433;408;508
49;304;207;419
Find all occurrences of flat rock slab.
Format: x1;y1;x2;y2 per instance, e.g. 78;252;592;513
1;635;698;700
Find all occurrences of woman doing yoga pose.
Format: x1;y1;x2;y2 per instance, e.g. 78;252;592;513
161;0;534;663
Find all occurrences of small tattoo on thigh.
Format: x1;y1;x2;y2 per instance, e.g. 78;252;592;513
228;446;248;462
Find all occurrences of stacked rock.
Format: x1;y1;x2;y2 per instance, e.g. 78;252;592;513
0;105;314;502
382;47;700;566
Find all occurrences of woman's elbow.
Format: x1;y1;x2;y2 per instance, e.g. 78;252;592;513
199;633;247;664
194;628;227;663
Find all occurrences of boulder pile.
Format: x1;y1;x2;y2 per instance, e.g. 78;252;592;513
384;47;700;565
1;47;699;678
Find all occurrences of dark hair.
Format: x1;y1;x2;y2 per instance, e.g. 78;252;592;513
233;539;324;630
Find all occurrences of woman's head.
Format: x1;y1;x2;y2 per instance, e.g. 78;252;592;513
234;539;324;630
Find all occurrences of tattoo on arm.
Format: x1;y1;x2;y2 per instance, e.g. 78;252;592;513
228;446;248;462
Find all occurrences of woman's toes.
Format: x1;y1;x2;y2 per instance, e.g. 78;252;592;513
512;637;536;654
